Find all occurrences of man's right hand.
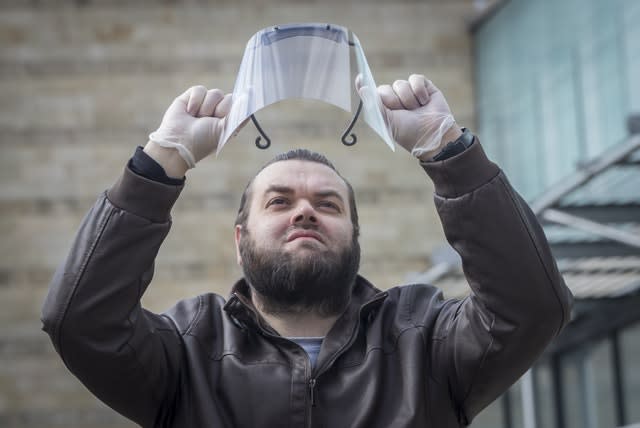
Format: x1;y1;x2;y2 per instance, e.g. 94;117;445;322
144;86;232;178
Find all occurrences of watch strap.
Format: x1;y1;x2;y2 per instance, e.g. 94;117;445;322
432;128;474;161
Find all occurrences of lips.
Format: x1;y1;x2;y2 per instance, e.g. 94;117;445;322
286;230;323;243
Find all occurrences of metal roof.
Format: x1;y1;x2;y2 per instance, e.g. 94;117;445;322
559;256;640;298
558;164;640;206
421;133;640;301
536;136;640;256
628;149;640;163
429;256;640;300
544;223;640;244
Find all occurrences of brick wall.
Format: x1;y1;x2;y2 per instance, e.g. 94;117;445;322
0;1;479;426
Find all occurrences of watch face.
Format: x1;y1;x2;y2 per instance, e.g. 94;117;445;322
459;128;473;148
433;130;473;161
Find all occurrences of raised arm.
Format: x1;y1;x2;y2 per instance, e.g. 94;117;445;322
423;140;572;423
364;74;573;424
41;85;231;426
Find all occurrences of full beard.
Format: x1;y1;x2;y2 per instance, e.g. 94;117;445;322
239;228;360;317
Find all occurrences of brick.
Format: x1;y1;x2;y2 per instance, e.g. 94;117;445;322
0;1;477;425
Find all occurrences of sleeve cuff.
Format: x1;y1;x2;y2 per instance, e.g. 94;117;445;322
129;146;186;186
107;166;184;223
419;137;501;199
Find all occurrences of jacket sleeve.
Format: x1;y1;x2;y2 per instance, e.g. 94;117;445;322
41;166;186;427
420;140;573;424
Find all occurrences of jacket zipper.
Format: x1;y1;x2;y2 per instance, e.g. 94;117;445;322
231;291;387;427
308;378;316;407
305;292;388;428
252;327;317;425
314;292;389;377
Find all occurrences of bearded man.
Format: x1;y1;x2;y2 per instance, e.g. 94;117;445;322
42;74;573;427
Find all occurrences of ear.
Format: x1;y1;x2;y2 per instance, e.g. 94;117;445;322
234;224;243;266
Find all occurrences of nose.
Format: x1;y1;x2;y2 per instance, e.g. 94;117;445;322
291;200;317;225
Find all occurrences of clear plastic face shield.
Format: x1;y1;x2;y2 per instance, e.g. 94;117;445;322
218;23;395;153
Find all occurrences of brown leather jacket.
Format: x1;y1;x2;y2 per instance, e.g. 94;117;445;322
42;142;573;427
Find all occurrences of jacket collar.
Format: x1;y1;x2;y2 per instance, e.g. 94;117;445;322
223;275;387;339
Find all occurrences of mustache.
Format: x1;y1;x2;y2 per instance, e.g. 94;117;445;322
286;223;319;232
284;224;322;242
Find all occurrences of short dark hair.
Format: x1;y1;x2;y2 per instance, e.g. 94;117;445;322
235;149;359;238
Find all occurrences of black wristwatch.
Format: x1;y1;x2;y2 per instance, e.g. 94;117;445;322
432;128;474;161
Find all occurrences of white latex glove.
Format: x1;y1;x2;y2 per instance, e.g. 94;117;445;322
357;74;457;159
148;85;232;168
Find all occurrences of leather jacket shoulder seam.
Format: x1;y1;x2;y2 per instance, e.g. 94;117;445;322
55;197;115;358
209;351;292;366
334;325;424;370
458;316;497;420
184;295;205;336
122;340;171;424
496;174;568;334
397;284;420;328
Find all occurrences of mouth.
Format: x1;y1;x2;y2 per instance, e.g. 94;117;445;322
286;230;323;243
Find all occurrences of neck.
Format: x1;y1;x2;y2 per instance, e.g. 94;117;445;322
250;293;340;337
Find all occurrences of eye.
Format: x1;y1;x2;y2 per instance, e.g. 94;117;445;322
266;197;289;208
317;200;340;212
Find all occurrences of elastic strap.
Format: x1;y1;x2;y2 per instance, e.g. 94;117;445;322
148;132;197;169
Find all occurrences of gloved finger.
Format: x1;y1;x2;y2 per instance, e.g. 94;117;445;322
378;84;404;110
175;87;192;103
424;78;440;97
355;73;364;92
355;75;386;122
197;89;224;117
186;85;207;116
408;74;430;106
355;74;374;104
213;93;233;118
392;80;421;110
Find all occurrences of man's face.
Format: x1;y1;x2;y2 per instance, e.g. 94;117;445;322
234;160;360;315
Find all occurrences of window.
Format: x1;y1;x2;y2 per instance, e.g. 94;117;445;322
471;394;505;427
534;362;556;428
560;339;616;428
473;0;636;200
621;322;640;423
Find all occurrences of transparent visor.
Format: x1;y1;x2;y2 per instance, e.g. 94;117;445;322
218;23;394;153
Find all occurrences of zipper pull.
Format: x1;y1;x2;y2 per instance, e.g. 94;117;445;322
309;378;317;407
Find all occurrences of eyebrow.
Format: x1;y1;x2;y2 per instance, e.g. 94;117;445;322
264;185;294;195
264;185;345;203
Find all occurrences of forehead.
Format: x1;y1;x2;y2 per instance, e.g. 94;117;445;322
252;160;349;196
